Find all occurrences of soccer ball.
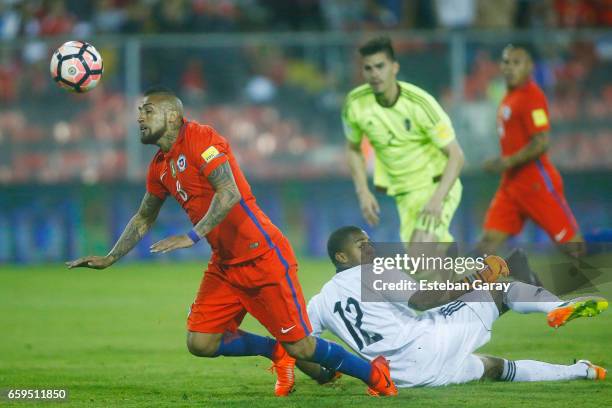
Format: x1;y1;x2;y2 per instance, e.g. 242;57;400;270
50;41;103;93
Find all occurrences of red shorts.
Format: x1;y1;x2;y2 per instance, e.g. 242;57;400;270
187;236;312;342
484;177;579;243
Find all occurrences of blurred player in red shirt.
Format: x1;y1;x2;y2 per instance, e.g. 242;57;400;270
66;87;397;397
479;45;583;257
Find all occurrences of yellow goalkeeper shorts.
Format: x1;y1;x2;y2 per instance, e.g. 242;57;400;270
394;179;462;242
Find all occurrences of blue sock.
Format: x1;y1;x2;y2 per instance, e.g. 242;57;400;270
311;337;371;383
214;331;276;359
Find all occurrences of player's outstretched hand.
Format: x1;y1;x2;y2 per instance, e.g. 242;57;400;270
150;234;194;254
65;255;114;269
420;195;443;221
358;189;380;226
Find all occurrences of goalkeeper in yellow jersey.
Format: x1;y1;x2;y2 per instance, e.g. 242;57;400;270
343;37;464;243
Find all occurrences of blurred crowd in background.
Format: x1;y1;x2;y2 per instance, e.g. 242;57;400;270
1;0;612;38
1;0;611;185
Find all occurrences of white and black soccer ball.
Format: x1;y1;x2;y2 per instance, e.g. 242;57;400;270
50;41;104;93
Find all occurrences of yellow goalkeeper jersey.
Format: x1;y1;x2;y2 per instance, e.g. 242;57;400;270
342;81;456;195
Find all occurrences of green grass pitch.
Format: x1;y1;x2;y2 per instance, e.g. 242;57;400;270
1;259;610;407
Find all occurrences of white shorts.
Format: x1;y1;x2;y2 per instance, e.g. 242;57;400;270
391;290;499;387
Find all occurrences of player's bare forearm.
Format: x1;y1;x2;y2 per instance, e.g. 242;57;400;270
346;141;369;194
506;132;549;169
192;189;239;237
67;192;163;268
346;141;380;225
106;216;150;263
107;192;164;262
193;162;241;237
433;140;464;201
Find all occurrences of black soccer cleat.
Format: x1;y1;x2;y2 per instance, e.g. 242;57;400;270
505;248;543;287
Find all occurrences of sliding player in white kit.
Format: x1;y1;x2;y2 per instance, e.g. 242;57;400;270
298;226;607;387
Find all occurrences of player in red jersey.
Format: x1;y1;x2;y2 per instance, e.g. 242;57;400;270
479;45;584;257
66;87;397;397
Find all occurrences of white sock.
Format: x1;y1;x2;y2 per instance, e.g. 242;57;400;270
502;359;589;382
503;282;563;314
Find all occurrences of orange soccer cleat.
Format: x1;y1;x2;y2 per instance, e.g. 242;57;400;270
547;296;608;328
269;344;296;397
577;360;607;380
366;356;398;397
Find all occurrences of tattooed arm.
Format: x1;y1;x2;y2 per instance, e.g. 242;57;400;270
66;192;165;269
193;161;241;237
149;161;241;254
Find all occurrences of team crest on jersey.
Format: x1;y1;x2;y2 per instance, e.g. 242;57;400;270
404;118;411;131
501;105;512;120
177;154;187;172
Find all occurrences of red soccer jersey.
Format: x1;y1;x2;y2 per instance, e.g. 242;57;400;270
497;80;560;186
146;120;283;264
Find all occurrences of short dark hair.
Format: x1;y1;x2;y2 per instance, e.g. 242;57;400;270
327;225;364;267
359;36;396;61
143;85;176;97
